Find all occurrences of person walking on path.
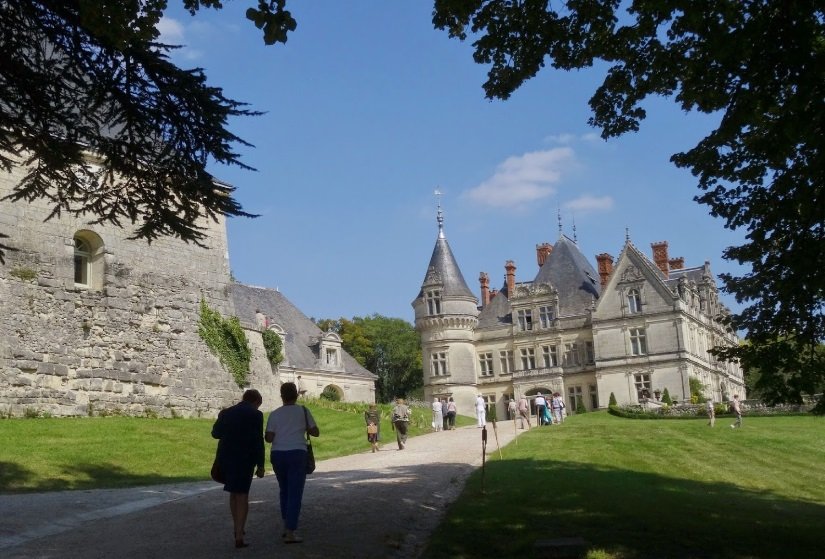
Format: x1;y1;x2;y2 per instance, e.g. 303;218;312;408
446;397;457;430
535;392;547;426
431;398;443;432
551;392;566;424
507;398;517;423
265;382;320;544
706;399;716;427
391;397;411;449
442;398;450;431
211;389;265;549
475;394;487;428
517;395;531;429
730;394;742;428
364;403;381;453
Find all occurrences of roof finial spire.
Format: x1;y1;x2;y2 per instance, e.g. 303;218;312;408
435;188;444;239
557;207;563;237
625;226;630;242
572;215;577;243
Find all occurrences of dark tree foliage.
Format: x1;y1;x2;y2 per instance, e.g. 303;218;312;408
433;1;825;410
0;1;297;264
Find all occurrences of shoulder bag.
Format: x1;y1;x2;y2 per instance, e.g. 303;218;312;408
303;406;316;474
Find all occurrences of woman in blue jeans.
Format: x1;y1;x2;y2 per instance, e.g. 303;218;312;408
265;382;320;543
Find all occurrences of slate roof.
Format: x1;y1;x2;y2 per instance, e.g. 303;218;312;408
532;235;601;316
230;283;375;379
477;280;513;329
416;236;476;300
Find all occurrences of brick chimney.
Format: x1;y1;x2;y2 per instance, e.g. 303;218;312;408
595;253;614;288
479;272;490;308
536;243;553;267
669;257;685;270
505;260;516;295
651;241;669;278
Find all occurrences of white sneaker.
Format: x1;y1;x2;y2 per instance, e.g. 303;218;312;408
730;424;735;429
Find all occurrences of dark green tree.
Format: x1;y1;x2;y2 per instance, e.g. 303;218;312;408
432;1;825;412
608;392;617;407
319;314;422;403
0;1;297;264
661;388;673;406
575;394;586;414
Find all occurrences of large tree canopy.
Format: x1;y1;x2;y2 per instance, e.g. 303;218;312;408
433;0;825;409
318;315;423;403
0;1;297;263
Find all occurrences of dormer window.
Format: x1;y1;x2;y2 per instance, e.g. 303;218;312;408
426;290;442;315
516;309;533;331
627;289;642;313
539;305;555;328
325;348;338;366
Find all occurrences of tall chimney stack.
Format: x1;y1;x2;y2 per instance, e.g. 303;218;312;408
536;243;553;267
595;253;615;288
651;241;670;278
505;260;516;295
669;257;685;270
479;272;490;308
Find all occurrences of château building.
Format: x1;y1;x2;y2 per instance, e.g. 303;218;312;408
412;207;745;419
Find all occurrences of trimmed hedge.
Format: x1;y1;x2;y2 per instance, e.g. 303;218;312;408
608;403;814;420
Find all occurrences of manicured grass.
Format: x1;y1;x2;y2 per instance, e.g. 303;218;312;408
0;401;474;493
424;412;825;559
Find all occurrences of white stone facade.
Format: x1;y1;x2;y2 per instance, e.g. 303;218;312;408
413;222;745;421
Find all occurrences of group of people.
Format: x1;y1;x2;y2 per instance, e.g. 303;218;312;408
211;382;319;548
431;397;458;431
363;397;414;451
505;392;566;429
705;393;743;428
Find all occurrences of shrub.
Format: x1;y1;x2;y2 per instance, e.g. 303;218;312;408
320;386;341;401
575;395;587;413
661;388;673;405
689;377;707;404
261;329;284;366
608;392;617;407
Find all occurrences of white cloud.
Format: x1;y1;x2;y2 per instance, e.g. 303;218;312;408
563;194;614;213
157;17;202;60
463;147;576;209
581;132;602;143
544;133;575;145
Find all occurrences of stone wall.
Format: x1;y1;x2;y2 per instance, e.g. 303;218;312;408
0;159;254;417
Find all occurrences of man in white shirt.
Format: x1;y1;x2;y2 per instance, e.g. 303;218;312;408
535;392;547;426
475;395;486;428
517;395;531;429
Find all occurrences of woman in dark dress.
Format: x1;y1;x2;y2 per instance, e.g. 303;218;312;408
212;389;266;548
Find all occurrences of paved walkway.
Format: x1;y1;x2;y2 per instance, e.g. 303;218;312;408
0;420;525;559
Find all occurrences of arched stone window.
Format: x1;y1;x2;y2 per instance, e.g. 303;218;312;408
73;230;105;290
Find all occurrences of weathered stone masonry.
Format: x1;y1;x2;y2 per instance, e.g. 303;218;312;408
0;160;269;417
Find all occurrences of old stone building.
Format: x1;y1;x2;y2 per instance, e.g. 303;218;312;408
0;160;375;417
412;207;745;420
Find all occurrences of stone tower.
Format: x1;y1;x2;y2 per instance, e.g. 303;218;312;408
411;203;478;414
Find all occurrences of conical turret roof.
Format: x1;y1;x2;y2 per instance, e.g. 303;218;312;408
417;235;475;299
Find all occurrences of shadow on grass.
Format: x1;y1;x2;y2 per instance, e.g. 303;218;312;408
426;459;825;559
0;461;203;494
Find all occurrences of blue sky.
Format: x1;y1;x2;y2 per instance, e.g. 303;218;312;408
159;2;747;323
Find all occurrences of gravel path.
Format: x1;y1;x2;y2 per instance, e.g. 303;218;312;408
0;420;524;559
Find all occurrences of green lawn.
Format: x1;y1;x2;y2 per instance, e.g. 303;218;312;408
424;412;825;559
0;400;472;493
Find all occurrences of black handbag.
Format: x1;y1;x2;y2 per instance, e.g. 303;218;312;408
303;406;316;474
211;445;225;484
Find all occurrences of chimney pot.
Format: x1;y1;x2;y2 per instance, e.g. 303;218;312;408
536;243;553;267
595;253;615;288
479;272;490;308
505;260;516;295
651;241;670;279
